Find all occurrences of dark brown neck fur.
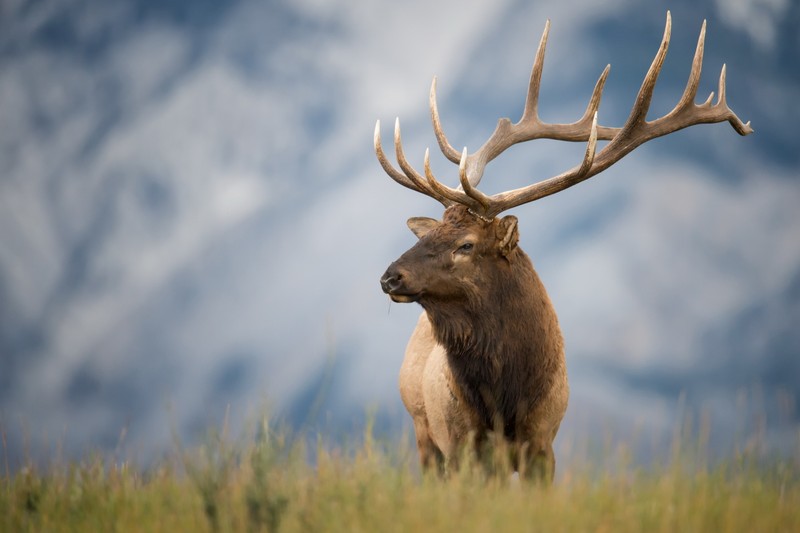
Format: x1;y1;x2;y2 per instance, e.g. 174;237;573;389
421;247;563;441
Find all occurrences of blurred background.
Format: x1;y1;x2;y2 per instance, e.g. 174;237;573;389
1;0;798;469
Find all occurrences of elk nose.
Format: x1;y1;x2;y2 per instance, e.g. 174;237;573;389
380;268;403;294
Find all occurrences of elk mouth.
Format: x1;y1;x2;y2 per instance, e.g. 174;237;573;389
388;292;422;303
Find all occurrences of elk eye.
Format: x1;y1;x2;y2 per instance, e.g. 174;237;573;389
457;243;474;253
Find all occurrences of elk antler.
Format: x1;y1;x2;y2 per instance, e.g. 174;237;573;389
374;11;753;219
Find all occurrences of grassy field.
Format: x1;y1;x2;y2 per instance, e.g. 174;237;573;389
1;417;798;533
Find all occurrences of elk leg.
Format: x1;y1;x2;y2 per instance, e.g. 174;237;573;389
413;418;445;475
520;442;555;484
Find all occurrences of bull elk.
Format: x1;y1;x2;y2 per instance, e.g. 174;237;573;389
376;12;752;481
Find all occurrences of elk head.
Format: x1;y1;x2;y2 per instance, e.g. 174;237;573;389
375;13;752;281
380;205;521;306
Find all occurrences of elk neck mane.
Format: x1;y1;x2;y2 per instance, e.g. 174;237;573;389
420;240;563;440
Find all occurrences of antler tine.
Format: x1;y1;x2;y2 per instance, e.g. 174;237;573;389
458;147;491;211
374;120;425;193
623;10;673;129
430;77;461;165
424;148;478;208
520;19;550;123
393;118;453;206
718;64;753;135
675;19;706;110
578;65;612;129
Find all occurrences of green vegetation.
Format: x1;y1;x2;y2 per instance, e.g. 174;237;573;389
1;417;798;533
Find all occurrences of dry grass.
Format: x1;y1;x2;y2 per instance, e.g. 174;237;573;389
1;416;798;533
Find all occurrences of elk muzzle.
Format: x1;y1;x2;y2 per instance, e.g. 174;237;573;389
380;263;421;303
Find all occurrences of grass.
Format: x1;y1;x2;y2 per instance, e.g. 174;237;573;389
1;416;798;533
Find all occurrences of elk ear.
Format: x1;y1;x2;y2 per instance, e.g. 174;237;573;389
496;215;519;257
407;217;440;239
